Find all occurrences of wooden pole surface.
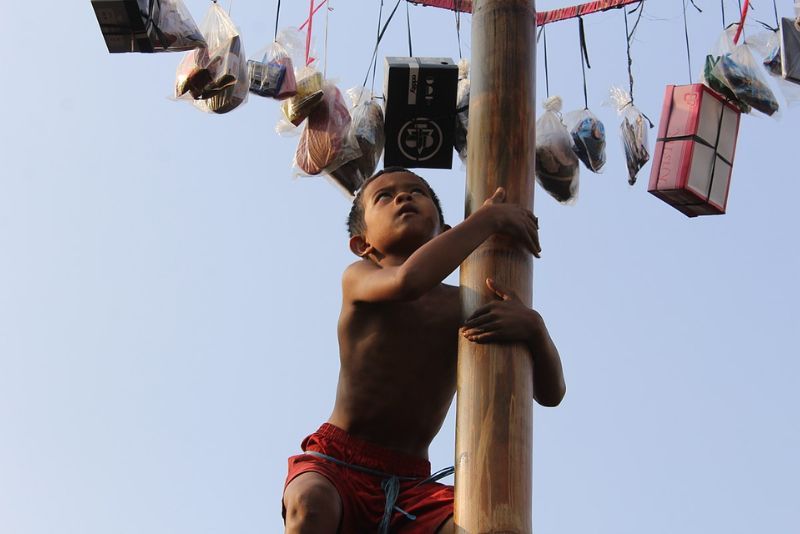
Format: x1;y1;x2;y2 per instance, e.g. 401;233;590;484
454;0;536;532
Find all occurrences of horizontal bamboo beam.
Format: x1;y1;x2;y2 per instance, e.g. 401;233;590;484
408;0;641;26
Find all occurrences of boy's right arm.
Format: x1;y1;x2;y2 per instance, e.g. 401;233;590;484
344;188;541;303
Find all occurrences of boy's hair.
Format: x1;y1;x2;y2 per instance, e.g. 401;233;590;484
347;167;445;238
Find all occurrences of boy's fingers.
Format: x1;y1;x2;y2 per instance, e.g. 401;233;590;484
486;278;514;301
463;314;496;329
486;187;506;204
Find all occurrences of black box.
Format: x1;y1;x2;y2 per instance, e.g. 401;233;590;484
383;57;458;169
781;17;800;85
92;0;156;53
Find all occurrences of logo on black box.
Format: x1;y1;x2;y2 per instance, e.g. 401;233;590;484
398;118;442;162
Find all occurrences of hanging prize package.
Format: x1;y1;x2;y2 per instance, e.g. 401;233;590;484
295;84;362;182
454;59;470;165
609;87;650;186
704;29;779;116
248;29;299;100
329;89;386;195
535;97;580;204
565;109;606;173
383;57;458;169
174;2;247;114
282;68;325;126
780;17;800;85
92;0;204;53
649;84;741;217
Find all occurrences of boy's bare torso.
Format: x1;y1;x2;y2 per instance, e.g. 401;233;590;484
329;282;461;459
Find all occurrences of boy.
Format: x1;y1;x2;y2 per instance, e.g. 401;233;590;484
283;168;565;533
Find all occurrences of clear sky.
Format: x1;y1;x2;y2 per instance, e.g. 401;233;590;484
1;1;798;533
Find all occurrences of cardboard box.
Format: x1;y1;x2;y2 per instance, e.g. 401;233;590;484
92;0;156;53
648;84;741;217
781;17;800;85
383;57;458;169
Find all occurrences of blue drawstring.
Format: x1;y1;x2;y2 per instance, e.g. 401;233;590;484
304;451;453;533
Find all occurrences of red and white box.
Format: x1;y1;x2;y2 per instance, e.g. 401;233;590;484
648;84;741;217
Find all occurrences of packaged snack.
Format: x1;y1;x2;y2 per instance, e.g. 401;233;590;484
565;108;606;173
535;96;580;203
609;86;650;186
295;84;361;179
328;88;386;195
174;2;247;113
281;67;325;125
706;28;779;116
454;59;470;164
247;33;297;99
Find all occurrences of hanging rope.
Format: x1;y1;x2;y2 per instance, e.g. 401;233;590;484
721;0;726;29
578;17;591;109
542;24;551;98
369;0;385;95
362;0;404;88
406;0;414;56
682;0;702;84
273;0;281;41
323;0;332;78
454;0;463;59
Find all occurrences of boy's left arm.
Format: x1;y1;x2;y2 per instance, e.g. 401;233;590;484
460;278;566;407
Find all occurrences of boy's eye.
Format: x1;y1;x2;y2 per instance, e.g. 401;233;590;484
376;192;392;201
411;187;425;195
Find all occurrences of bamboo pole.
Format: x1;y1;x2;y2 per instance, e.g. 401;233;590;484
454;0;537;532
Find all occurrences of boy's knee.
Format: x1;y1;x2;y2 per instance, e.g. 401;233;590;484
283;473;342;531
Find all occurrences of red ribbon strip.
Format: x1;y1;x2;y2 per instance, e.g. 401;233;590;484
732;0;750;45
299;0;329;65
407;0;641;26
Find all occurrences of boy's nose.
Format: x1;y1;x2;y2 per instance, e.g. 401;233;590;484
395;191;413;203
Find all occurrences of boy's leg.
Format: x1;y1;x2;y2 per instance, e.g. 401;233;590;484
283;472;342;534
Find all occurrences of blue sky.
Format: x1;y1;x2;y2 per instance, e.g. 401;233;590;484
1;1;798;533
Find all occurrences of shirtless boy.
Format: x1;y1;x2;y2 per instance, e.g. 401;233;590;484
282;168;565;533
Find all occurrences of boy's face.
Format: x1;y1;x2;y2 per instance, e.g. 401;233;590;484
358;171;442;256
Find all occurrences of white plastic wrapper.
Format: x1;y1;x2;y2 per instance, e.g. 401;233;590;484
293;83;362;186
609;87;649;186
748;30;800;107
327;88;386;195
535;96;580;203
565;108;606;173
174;2;247;114
705;28;780;117
142;0;205;51
454;59;470;164
248;28;301;100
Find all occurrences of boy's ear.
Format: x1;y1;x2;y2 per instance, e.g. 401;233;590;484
349;235;374;258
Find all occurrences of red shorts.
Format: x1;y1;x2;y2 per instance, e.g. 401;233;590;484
283;423;454;533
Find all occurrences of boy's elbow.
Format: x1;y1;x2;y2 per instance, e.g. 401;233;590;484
535;383;566;407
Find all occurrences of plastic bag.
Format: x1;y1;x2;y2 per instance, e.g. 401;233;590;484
749;30;800;107
565;108;606;173
141;0;205;51
281;67;325;126
294;84;362;182
609;87;650;186
535;96;580;203
174;3;247;114
706;28;779;116
328;88;386;195
247;31;297;99
454;59;470;164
